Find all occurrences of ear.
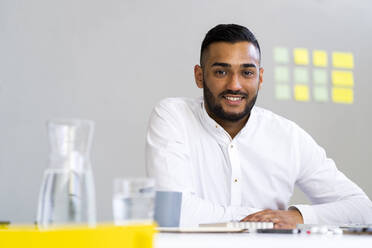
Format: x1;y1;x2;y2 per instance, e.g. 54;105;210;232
194;65;204;89
258;67;264;90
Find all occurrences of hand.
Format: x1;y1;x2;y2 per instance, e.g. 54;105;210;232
240;209;304;229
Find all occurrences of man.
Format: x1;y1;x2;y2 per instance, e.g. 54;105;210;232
146;24;372;228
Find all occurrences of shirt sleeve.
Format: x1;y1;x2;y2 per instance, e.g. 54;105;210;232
291;127;372;225
145;100;261;226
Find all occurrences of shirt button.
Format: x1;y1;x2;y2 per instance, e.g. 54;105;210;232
234;179;238;182
230;144;234;148
215;125;218;128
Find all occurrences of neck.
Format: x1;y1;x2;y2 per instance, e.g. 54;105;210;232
205;105;250;139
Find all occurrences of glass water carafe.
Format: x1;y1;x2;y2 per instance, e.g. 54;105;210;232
37;119;97;228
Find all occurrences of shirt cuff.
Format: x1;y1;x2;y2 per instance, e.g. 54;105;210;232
289;205;319;224
231;206;262;221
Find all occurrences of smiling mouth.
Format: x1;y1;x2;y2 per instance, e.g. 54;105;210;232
223;95;245;102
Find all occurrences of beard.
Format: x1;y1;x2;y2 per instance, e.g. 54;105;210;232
203;80;258;122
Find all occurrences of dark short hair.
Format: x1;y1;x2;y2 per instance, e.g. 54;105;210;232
200;24;261;66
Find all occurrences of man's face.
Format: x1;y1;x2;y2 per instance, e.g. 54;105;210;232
194;41;264;122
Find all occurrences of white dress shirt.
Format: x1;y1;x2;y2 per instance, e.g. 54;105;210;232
146;97;372;226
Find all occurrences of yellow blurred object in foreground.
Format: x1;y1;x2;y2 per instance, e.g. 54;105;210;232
0;223;156;248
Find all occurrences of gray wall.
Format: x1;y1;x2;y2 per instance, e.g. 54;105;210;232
1;0;371;223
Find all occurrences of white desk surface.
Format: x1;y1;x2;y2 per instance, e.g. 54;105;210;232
154;232;372;248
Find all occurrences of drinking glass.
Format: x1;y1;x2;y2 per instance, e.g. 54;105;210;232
112;178;155;225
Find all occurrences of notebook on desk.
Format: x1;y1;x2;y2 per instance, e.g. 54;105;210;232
199;221;274;229
156;226;247;233
157;221;274;233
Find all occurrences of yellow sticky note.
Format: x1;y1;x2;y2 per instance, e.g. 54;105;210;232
293;48;309;65
294;85;309;102
332;52;354;69
332;70;354;87
332;88;353;104
313;50;328;67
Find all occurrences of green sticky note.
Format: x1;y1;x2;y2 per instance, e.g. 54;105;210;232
275;84;291;100
293;67;309;84
313;86;329;102
274;66;290;83
313;69;328;85
273;47;289;64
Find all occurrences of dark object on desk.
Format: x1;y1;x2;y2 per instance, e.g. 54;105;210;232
256;228;299;234
343;227;372;235
339;224;372;229
0;221;10;228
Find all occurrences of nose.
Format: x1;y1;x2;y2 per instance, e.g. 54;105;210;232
227;73;242;91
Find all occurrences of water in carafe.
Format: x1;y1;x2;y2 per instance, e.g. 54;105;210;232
37;119;96;228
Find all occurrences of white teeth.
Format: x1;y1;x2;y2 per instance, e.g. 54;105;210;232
225;96;241;101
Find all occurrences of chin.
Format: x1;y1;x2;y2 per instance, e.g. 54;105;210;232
224;110;243;116
222;107;245;115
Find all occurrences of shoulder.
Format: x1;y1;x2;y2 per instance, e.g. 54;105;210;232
252;106;311;140
153;97;200;117
253;106;298;130
150;97;201;124
155;97;200;111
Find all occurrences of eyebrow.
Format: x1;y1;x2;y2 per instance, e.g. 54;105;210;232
241;63;257;68
211;62;257;68
211;62;230;67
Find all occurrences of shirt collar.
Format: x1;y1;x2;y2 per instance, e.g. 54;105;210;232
197;97;258;145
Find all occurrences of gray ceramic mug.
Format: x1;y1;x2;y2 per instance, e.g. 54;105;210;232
154;191;182;227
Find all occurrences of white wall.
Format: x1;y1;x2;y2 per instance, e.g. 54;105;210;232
0;0;371;223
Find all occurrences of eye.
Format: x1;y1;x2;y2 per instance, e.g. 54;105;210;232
242;70;255;77
214;70;227;77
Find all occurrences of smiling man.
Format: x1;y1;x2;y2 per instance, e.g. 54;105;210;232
196;41;262;139
146;24;372;228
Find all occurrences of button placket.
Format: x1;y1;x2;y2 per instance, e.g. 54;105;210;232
228;142;242;206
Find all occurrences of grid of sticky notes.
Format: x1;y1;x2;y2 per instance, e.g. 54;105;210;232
273;47;354;104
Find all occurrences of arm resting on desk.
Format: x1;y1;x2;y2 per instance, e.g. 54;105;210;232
291;127;372;224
